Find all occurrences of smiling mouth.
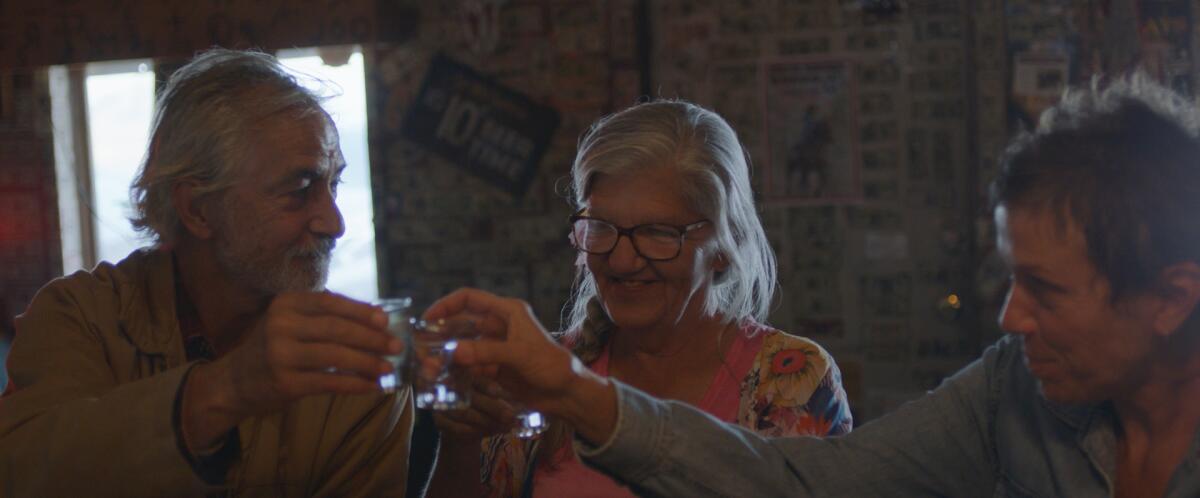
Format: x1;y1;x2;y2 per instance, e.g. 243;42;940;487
609;276;656;289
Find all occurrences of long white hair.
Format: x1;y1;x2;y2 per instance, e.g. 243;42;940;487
562;100;777;355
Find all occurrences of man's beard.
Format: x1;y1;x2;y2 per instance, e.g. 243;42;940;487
214;226;335;296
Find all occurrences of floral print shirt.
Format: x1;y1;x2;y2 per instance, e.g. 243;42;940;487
737;325;853;437
478;321;852;498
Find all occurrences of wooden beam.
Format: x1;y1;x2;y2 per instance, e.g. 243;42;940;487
0;1;418;69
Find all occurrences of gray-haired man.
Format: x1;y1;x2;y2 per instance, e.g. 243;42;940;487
0;49;412;496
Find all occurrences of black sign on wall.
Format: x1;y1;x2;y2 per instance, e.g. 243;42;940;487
400;54;560;197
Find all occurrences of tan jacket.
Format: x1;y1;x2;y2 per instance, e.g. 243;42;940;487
0;248;413;497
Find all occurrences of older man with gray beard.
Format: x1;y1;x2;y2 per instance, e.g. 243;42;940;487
0;49;413;497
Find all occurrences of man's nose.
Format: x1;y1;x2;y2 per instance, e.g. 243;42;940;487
998;284;1037;337
309;185;345;239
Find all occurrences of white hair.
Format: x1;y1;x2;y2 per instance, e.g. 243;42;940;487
131;48;326;243
563;100;777;339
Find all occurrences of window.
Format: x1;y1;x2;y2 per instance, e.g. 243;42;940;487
85;60;156;264
52;46;378;301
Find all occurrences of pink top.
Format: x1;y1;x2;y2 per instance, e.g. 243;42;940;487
531;326;765;498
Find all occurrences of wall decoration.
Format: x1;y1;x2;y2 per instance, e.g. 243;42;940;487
399;54;560;197
1011;50;1070;126
760;57;862;204
1138;0;1193;95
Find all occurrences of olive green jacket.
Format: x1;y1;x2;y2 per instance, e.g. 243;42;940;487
0;248;413;497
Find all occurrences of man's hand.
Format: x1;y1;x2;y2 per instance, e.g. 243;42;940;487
423;288;618;445
182;291;401;452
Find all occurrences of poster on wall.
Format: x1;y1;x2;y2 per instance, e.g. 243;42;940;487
1003;0;1102;131
401;53;560;197
759;57;862;204
1138;0;1193;96
1011;50;1070;124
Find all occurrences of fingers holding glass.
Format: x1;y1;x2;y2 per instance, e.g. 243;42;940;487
411;316;480;410
433;378;519;440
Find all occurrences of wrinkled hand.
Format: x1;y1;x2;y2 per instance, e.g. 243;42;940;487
431;377;518;442
423;288;590;417
183;291;401;451
223;291;400;416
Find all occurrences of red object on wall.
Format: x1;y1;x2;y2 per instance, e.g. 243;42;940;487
0;70;61;321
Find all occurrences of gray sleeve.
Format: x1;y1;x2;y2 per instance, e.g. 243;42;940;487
579;342;1012;497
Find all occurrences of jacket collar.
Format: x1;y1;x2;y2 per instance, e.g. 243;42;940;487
111;247;185;363
1041;396;1099;431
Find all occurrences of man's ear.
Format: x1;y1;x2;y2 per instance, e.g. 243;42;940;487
1151;261;1200;337
173;181;216;240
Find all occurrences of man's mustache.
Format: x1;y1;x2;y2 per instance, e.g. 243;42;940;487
288;238;336;260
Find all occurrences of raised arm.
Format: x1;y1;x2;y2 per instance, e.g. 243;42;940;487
430;287;1004;498
580;354;999;497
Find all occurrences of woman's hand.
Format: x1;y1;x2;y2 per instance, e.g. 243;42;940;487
432;377;518;442
424;288;619;444
424;289;579;407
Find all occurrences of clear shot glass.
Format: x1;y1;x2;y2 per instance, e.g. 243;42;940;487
512;408;549;439
410;316;479;410
375;297;414;393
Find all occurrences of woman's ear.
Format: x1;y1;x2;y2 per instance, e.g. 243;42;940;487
173;181;216;240
712;252;730;273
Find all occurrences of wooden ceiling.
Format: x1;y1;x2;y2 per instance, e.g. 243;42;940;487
1;1;418;69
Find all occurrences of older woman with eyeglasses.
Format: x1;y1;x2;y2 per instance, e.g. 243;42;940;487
425;100;852;498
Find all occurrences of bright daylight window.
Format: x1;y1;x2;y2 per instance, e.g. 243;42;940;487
53;47;378;301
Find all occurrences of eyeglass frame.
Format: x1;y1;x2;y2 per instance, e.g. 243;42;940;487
567;209;711;261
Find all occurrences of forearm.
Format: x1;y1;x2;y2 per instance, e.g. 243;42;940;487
581;370;999;498
558;364;619;446
425;437;488;498
180;359;245;452
578;382;803;497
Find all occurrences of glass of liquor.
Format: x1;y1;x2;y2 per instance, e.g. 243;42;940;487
512;408;549;439
375;297;414;393
409;316;480;410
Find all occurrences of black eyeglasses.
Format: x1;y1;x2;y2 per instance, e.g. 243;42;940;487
568;210;710;261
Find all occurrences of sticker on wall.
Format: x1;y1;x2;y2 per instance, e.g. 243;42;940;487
400;53;560;197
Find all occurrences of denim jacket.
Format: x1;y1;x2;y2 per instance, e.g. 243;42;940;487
579;335;1200;497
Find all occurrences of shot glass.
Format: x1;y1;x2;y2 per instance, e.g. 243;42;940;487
375;297;414;393
512;408;549;439
410;316;479;410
